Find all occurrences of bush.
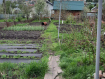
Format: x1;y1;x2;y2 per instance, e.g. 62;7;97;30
7;19;13;22
24;58;48;78
17;17;22;22
89;5;94;10
0;62;15;72
66;14;76;24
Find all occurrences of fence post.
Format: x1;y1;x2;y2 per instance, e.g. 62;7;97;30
58;0;62;40
95;0;103;79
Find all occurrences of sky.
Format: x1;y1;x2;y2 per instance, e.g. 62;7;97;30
0;0;3;4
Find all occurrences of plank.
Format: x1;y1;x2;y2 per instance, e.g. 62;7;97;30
44;56;63;79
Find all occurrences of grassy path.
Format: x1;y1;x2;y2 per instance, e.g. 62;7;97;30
42;22;63;79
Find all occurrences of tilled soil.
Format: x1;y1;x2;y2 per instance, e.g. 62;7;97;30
54;23;83;33
0;31;41;39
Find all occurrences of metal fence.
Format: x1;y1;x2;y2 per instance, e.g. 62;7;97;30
0;14;20;19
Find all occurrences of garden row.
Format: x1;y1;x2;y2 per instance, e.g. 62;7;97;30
0;22;48;63
0;21;49;78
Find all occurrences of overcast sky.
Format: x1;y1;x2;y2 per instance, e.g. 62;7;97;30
0;0;3;4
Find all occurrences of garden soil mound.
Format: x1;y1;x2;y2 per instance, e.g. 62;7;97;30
54;23;83;33
0;31;41;39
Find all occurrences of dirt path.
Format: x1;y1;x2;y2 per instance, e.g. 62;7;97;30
44;56;63;79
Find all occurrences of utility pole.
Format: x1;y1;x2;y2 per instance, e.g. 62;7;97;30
95;0;103;79
58;0;62;40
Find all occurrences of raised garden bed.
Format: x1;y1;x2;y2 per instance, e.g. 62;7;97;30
0;31;41;39
0;21;48;79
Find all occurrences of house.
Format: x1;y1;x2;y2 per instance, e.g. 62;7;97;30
45;1;53;17
24;0;36;6
52;1;84;19
29;0;53;18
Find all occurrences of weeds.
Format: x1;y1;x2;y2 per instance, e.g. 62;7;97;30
24;57;48;78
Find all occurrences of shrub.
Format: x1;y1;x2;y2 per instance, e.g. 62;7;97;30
7;19;13;22
0;62;15;72
66;14;76;24
24;58;48;78
89;5;94;10
17;17;22;22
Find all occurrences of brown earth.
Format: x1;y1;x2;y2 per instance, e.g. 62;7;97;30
54;23;83;33
0;31;42;39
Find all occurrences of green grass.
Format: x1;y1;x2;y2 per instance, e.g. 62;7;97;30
0;19;5;22
0;57;48;79
2;26;44;31
0;19;49;79
41;20;101;79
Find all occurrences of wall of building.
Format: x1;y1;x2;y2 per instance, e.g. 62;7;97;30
46;3;53;17
51;10;82;20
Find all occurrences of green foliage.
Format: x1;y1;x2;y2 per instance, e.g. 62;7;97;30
21;5;32;20
0;57;48;78
35;0;45;21
66;14;76;24
35;0;45;15
5;1;16;14
24;58;48;77
89;5;94;10
2;26;44;31
17;17;22;22
0;4;3;14
1;54;7;58
7;19;13;22
0;62;15;72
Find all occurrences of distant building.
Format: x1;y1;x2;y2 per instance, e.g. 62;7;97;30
52;1;84;19
24;0;36;7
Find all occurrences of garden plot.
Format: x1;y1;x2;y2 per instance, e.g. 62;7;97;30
0;31;41;39
0;23;46;63
54;23;83;33
0;44;42;63
0;22;46;39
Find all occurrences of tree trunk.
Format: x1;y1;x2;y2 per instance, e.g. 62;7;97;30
27;14;29;20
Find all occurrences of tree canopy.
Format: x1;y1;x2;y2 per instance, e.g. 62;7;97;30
35;0;45;16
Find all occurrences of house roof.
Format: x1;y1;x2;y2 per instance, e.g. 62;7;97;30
46;1;53;6
53;1;84;11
